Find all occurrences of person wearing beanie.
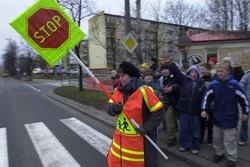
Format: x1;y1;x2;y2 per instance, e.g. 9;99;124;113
142;68;154;83
149;57;158;73
105;61;164;167
208;57;217;77
158;64;179;146
181;58;190;73
163;59;206;155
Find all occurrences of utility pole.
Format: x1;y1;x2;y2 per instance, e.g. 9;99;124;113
136;0;142;63
125;0;132;61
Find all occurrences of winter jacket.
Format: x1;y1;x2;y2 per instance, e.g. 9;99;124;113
232;66;244;82
158;75;179;107
167;63;206;115
240;70;250;100
202;76;249;129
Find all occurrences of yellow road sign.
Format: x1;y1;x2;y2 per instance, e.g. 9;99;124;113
10;0;85;66
122;33;138;54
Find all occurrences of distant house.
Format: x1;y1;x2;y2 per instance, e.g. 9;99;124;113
180;30;250;70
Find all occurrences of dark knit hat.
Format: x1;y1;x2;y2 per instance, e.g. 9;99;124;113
161;64;170;71
142;68;153;78
119;61;141;78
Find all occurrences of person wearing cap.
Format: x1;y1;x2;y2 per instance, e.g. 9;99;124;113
140;63;149;73
149;57;158;73
181;58;190;73
154;54;173;79
208;57;217;77
105;61;164;167
142;68;154;85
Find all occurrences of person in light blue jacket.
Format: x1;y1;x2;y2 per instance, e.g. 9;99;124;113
201;62;249;167
239;70;250;146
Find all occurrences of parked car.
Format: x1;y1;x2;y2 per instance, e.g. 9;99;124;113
32;68;44;74
1;71;9;77
66;68;88;75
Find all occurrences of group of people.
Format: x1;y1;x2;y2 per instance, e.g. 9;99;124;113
105;55;249;167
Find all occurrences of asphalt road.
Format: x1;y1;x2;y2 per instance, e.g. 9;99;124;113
0;77;192;167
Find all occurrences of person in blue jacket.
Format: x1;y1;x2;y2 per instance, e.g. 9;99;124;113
201;62;249;167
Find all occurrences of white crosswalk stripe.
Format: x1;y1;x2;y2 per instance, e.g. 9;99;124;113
60;117;112;156
25;122;81;167
0;118;112;167
0;128;8;167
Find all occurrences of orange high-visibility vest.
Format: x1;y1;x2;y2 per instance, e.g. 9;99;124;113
107;86;163;167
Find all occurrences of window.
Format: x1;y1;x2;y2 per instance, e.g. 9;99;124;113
206;49;218;62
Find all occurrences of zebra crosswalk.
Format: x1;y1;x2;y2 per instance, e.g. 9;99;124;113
1;118;112;167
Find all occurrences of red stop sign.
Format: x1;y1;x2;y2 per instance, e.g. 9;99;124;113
28;9;69;48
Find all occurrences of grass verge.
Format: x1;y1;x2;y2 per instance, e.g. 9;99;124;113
54;86;108;110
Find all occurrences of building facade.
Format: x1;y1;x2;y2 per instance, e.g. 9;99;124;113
182;30;250;70
88;11;206;69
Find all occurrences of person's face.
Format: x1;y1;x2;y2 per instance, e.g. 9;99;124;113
189;70;198;80
216;67;229;81
183;63;189;68
162;69;170;77
119;73;131;86
208;60;215;66
111;70;117;77
200;66;210;76
144;75;153;83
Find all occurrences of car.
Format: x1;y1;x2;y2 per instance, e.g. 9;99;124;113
1;71;9;77
67;69;79;75
32;68;44;74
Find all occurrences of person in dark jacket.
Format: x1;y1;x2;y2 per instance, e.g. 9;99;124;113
149;57;158;73
222;57;244;82
199;63;214;145
158;64;179;146
201;62;249;167
166;62;206;154
105;61;164;167
110;69;119;89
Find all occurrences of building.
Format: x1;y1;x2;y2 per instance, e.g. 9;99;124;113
182;30;250;70
88;11;206;70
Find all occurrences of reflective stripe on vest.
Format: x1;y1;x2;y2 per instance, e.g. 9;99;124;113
139;86;162;112
110;140;144;162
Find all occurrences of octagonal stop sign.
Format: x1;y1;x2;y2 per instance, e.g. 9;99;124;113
28;9;69;48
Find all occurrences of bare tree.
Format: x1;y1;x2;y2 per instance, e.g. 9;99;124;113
235;0;249;30
163;0;201;27
206;0;235;30
58;0;96;91
2;39;17;76
18;40;39;80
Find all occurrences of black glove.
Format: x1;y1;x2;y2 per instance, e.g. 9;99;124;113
106;103;123;116
136;126;147;136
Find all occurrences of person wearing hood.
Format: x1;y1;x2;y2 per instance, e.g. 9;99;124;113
164;61;206;154
105;61;164;167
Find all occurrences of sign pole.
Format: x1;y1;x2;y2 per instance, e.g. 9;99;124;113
68;49;168;160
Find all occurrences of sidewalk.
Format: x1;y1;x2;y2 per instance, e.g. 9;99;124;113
45;89;250;167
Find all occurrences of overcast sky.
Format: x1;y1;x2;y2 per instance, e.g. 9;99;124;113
0;0;204;63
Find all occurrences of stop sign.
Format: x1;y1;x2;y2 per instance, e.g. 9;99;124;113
28;9;69;48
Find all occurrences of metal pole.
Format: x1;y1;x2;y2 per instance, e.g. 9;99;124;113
69;49;168;160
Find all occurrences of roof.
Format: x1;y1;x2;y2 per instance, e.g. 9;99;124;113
187;30;250;42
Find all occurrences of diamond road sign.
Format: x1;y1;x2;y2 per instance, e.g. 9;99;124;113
10;0;85;66
122;33;138;54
